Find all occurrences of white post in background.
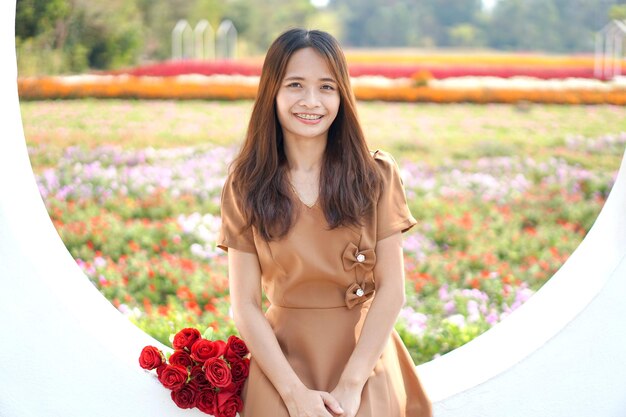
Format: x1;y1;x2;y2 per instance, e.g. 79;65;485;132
594;20;626;80
602;26;615;80
216;20;237;60
594;32;603;79
171;19;193;60
613;31;623;77
194;20;215;61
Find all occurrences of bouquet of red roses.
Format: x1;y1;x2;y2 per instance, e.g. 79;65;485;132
139;327;250;417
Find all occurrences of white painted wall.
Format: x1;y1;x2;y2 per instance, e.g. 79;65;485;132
1;2;625;416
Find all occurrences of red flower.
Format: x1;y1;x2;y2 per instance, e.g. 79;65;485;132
204;357;232;388
189;365;212;390
191;339;226;363
216;388;243;417
158;364;189;391
196;388;217;415
229;358;250;386
139;329;249;415
169;350;194;369
156;364;167;379
138;346;164;370
171;385;197;409
224;335;249;363
172;328;201;351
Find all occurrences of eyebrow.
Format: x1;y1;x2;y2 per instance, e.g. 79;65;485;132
284;76;337;83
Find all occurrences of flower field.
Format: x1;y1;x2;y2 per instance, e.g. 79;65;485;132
109;51;609;79
17;50;626;103
107;54;600;80
22;99;626;365
17;73;626;104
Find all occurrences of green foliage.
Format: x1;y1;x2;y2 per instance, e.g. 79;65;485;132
16;0;71;40
448;23;486;48
224;0;316;55
332;0;621;51
70;0;144;69
17;0;143;74
609;4;626;20
488;0;619;52
332;0;485;47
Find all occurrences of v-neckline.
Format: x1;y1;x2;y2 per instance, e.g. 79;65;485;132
289;183;319;209
300;197;319;209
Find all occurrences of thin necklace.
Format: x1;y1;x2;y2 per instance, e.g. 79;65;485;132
288;172;319;208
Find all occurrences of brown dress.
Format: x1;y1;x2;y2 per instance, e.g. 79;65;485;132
217;149;432;417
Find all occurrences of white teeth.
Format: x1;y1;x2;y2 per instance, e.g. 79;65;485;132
295;113;323;120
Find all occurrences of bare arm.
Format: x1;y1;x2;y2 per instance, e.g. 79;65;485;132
331;232;406;414
227;248;300;395
227;248;343;417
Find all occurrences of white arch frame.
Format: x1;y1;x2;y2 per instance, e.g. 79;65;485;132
2;3;626;416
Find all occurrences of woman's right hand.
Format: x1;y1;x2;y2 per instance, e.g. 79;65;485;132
282;384;344;417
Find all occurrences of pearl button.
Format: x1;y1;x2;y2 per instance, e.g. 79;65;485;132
356;288;364;297
356;253;365;263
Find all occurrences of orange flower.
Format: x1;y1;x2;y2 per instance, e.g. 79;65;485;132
176;286;195;301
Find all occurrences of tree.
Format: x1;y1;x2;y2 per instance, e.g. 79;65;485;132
331;0;422;47
135;0;195;61
609;4;626;20
449;24;486;48
16;0;72;51
332;0;484;47
70;0;144;69
487;0;623;52
223;0;317;54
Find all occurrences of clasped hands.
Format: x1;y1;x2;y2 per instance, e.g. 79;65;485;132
283;381;362;417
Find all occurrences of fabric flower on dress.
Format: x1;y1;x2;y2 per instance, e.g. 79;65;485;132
342;242;376;309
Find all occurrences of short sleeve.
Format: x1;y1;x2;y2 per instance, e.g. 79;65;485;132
373;149;418;241
216;175;257;254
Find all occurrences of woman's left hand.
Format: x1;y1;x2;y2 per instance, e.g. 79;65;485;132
329;381;363;417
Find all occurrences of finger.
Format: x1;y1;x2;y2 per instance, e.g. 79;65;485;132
320;391;344;415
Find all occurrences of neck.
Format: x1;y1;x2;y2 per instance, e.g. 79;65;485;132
283;134;327;172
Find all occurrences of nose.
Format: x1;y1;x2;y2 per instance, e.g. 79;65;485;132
299;87;321;108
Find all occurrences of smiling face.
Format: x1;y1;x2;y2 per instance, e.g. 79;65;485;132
275;47;340;145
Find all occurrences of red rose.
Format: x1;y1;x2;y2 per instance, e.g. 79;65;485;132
216;388;243;417
229;358;250;385
157;364;189;390
189;365;212;390
156;364;167;378
191;339;226;363
204;357;232;388
172;328;201;351
170;385;197;409
196;388;217;415
169;350;194;369
138;346;164;370
224;335;249;363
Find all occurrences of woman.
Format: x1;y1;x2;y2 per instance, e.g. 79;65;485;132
217;28;432;417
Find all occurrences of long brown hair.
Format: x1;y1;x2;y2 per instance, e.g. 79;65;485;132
229;28;382;241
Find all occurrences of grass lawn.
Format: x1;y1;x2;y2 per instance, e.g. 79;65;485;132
20;99;626;173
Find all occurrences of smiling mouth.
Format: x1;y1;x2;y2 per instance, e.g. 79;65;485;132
294;113;323;120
